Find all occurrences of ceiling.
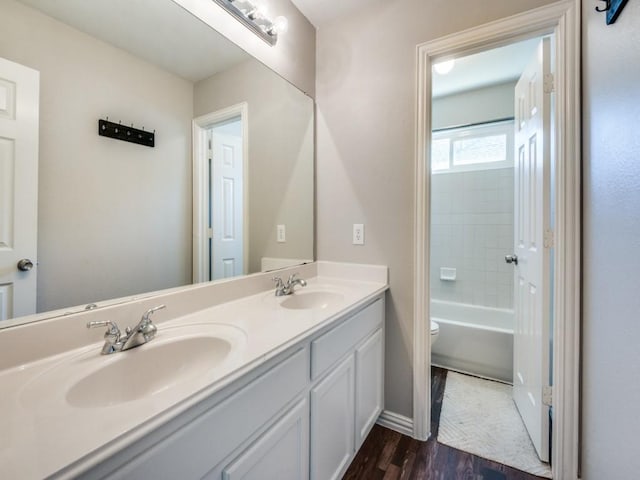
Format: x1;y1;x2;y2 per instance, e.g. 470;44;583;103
289;0;383;27
433;38;541;98
19;0;249;82
23;0;541;96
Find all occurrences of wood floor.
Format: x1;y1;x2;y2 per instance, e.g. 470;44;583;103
343;367;548;480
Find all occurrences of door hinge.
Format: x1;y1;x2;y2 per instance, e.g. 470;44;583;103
207;228;213;239
544;228;554;248
543;385;553;406
544;73;555;94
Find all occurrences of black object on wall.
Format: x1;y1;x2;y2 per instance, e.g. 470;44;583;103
98;118;155;147
595;0;629;25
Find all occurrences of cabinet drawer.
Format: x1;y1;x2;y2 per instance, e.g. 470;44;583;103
105;347;309;480
311;298;383;380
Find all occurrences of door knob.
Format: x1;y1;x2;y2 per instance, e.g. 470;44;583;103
504;254;518;266
17;259;34;271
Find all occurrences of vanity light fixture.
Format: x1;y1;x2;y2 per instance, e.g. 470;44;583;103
213;0;288;45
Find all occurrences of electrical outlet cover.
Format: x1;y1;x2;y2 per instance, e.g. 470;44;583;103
353;224;364;245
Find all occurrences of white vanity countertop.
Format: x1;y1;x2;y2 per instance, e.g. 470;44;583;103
0;272;387;479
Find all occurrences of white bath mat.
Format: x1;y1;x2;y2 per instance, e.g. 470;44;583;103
437;372;552;478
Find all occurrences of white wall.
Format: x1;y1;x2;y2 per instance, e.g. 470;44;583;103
582;1;640;477
0;0;194;312
194;59;314;273
315;0;558;418
431;168;514;309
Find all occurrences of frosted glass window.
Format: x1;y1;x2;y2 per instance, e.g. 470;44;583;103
452;134;508;166
431;120;513;174
431;138;450;171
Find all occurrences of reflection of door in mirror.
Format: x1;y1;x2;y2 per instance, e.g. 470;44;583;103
208;118;244;280
0;57;39;320
193;103;249;284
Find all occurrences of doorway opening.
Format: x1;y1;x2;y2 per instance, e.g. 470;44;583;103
413;2;581;478
429;36;552;477
193;102;249;283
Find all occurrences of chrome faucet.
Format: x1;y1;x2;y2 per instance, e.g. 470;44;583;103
273;273;307;296
87;305;166;355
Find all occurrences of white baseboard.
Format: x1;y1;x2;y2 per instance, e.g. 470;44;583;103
376;410;414;437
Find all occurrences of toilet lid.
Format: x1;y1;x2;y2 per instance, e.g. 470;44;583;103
430;321;439;335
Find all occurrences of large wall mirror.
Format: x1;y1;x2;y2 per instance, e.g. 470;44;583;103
0;0;314;327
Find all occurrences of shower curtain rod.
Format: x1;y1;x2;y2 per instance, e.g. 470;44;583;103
432;116;515;133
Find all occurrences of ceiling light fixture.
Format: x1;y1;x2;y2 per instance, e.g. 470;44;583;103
213;0;287;46
433;59;455;75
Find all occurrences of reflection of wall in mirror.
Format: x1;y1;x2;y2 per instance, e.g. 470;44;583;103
194;59;314;274
0;0;194;313
172;0;316;96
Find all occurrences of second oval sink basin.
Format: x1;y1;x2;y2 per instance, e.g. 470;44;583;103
66;336;232;408
280;291;344;310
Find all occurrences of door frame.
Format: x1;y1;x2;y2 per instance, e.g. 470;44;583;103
192;102;249;283
412;1;581;478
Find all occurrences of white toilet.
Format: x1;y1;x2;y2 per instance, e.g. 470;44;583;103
430;320;439;346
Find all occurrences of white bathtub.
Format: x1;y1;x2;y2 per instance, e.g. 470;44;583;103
431;299;514;383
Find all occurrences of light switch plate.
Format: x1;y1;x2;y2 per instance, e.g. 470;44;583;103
277;224;286;243
353;224;364;245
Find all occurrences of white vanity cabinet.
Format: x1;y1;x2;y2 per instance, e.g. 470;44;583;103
310;355;355;480
309;297;385;480
217;398;309;480
355;328;384;448
84;295;384;480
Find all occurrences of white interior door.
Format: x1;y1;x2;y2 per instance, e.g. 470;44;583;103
512;38;552;462
0;57;39;321
210;129;243;280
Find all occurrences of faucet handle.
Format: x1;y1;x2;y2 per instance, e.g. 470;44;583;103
287;273;299;284
135;305;164;341
141;304;166;323
87;320;121;341
272;276;284;288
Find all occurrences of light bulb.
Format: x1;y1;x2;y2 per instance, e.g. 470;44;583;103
271;16;289;35
253;1;269;18
433;59;455;75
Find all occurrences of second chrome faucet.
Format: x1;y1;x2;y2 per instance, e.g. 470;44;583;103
273;273;307;296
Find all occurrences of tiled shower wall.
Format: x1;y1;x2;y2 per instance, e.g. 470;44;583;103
430;167;514;309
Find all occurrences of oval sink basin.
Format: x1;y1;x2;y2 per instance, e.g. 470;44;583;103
21;323;246;410
280;291;344;310
66;336;231;408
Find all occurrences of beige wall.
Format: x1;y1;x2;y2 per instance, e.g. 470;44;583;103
174;0;316;97
582;1;640;477
1;0;194;312
315;0;558;418
194;59;314;273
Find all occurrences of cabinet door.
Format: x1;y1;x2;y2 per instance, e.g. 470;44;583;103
221;398;309;480
355;328;384;448
310;355;355;480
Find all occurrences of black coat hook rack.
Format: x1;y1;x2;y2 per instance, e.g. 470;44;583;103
596;0;629;25
98;118;155;147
